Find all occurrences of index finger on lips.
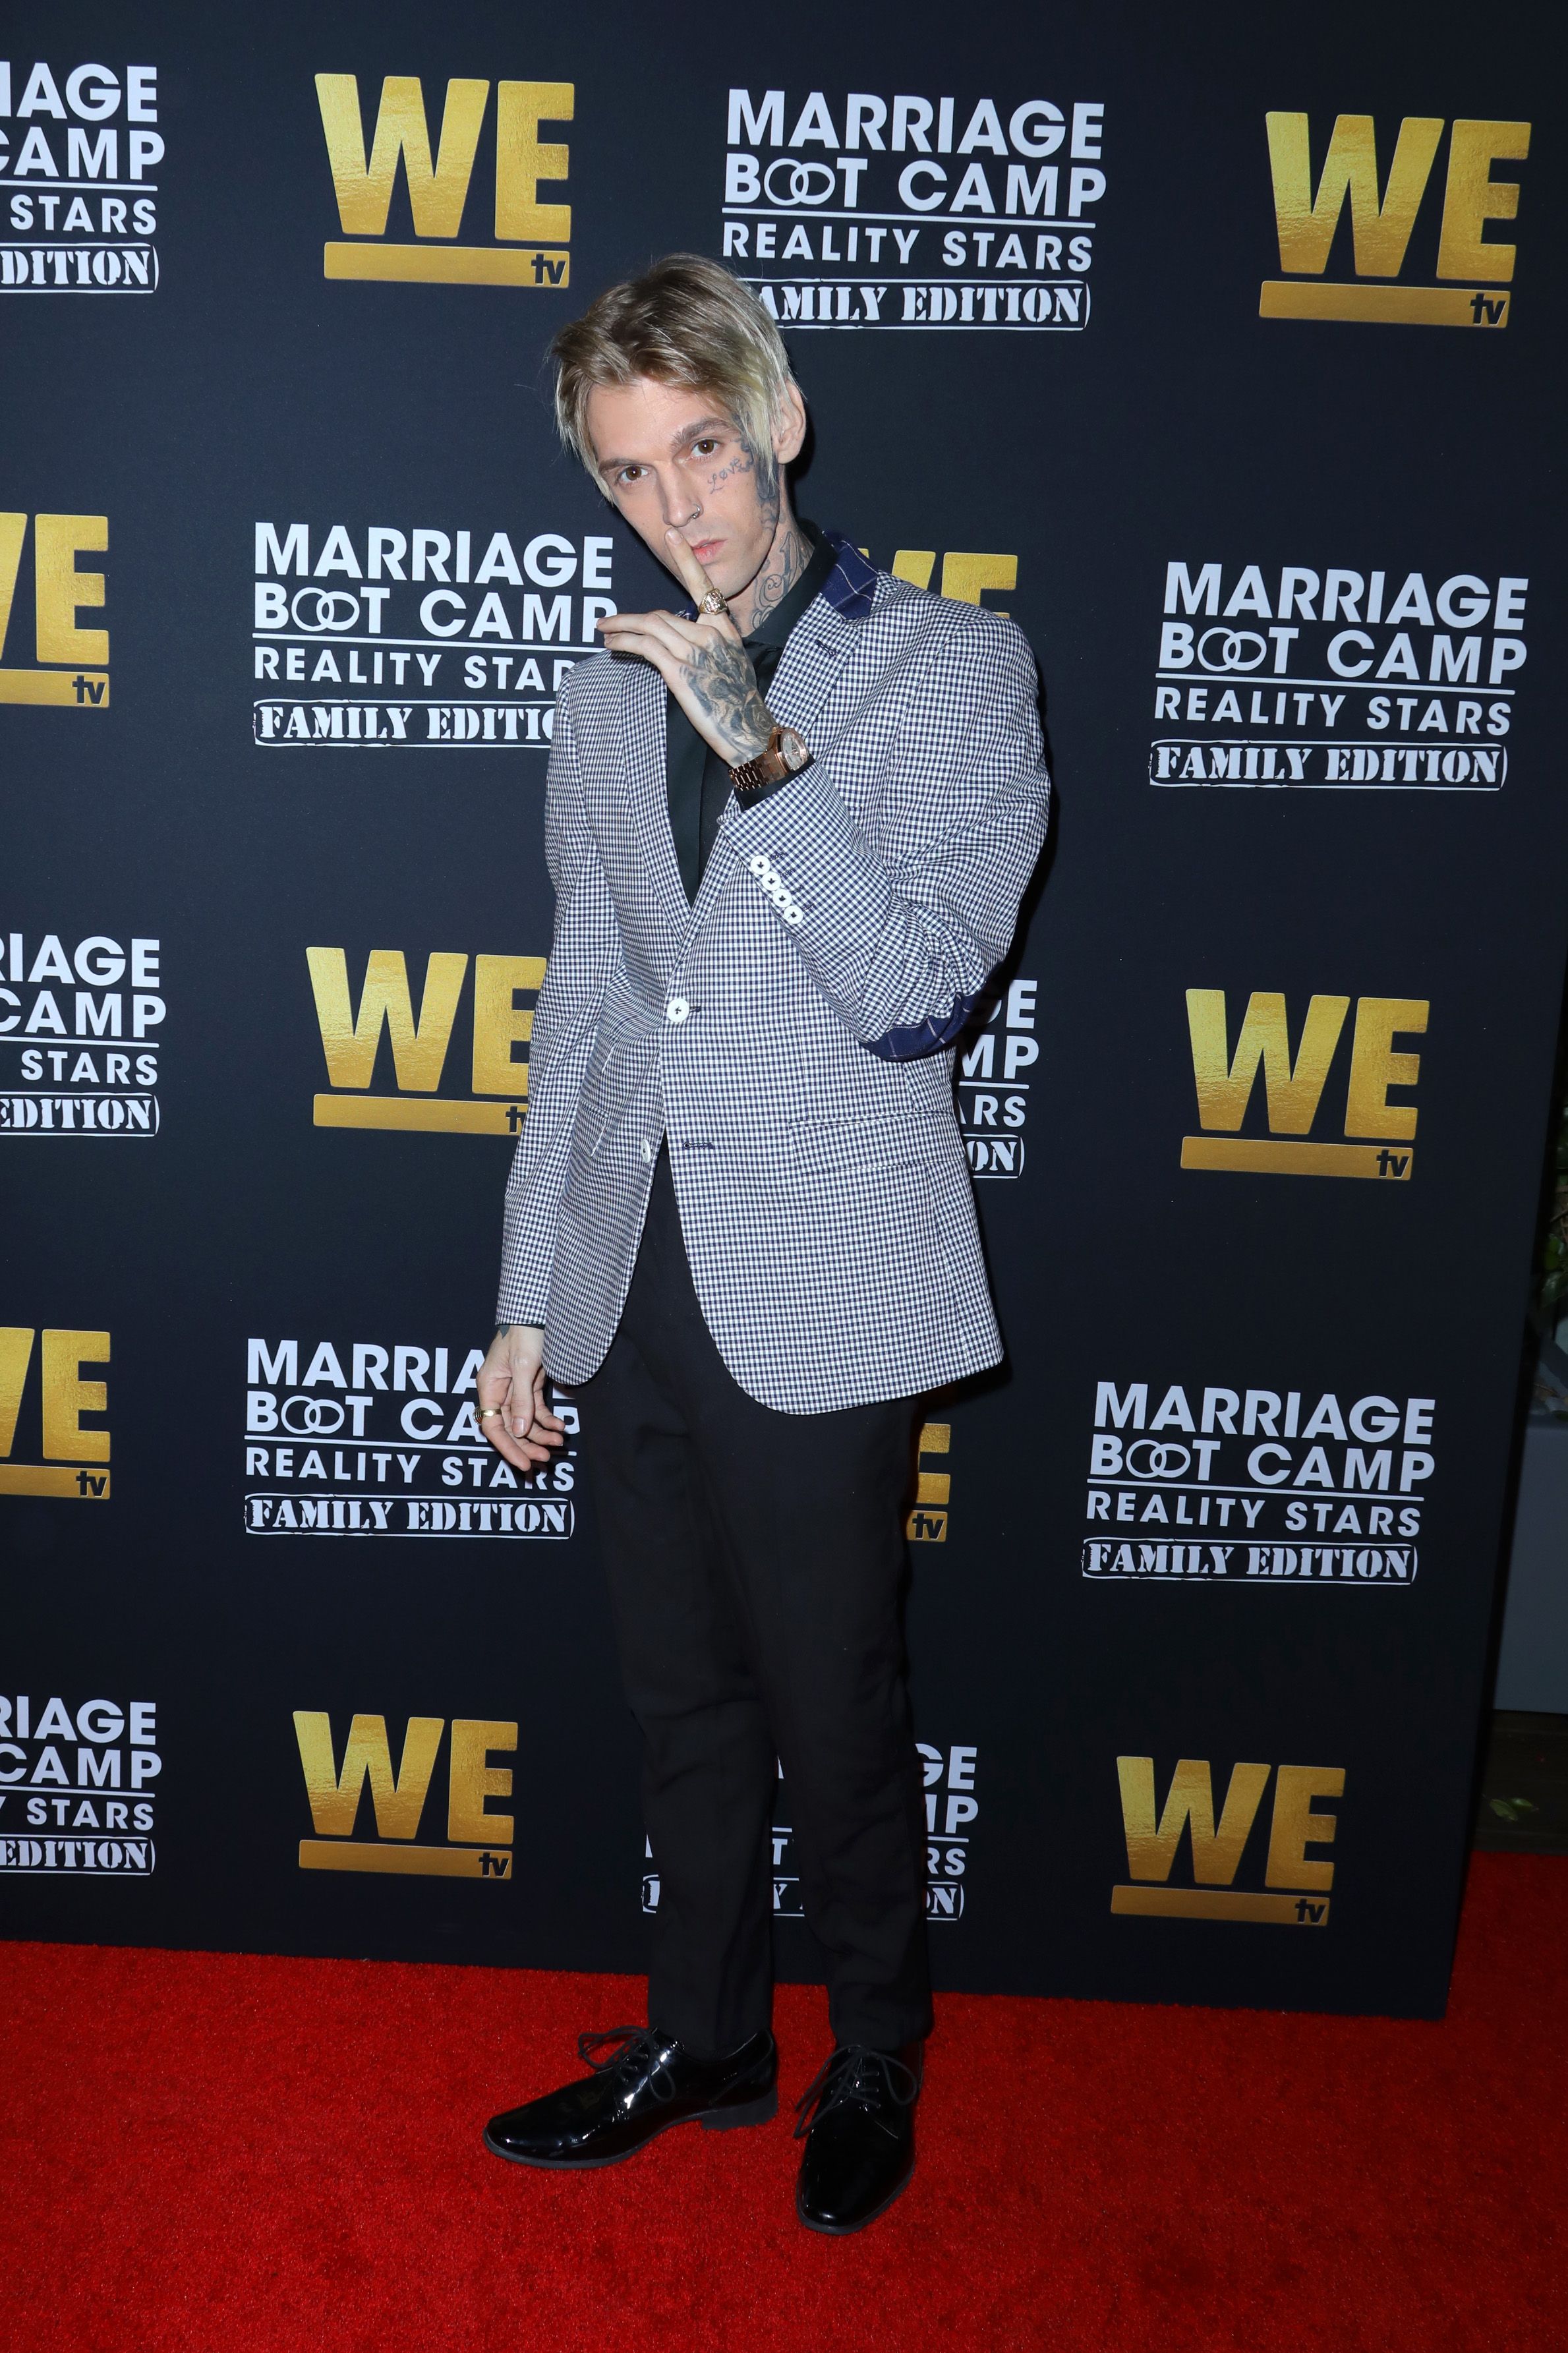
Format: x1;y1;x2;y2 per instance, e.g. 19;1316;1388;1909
664;529;720;608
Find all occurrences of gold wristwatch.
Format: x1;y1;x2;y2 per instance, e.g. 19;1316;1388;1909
730;724;813;801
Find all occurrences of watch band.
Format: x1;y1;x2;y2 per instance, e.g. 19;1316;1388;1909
730;726;812;799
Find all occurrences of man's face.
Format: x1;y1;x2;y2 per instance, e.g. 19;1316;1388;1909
585;376;795;601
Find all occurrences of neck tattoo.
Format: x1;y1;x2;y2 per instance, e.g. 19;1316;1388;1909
740;517;811;633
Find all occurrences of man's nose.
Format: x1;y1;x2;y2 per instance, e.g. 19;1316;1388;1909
658;471;701;530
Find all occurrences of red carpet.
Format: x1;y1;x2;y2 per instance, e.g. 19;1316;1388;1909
1;1853;1562;2353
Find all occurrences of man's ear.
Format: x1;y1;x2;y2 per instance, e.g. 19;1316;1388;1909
772;382;808;468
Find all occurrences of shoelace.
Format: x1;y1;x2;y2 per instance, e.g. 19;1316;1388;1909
793;2045;919;2139
577;2026;678;2105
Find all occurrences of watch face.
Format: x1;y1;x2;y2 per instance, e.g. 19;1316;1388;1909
779;727;810;771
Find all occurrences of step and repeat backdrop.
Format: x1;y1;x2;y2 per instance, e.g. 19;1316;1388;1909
3;0;1562;2017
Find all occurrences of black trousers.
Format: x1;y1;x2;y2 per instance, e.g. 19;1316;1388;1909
579;1151;933;2057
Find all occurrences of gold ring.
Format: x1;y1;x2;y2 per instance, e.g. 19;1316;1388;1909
697;589;728;616
477;1407;502;1420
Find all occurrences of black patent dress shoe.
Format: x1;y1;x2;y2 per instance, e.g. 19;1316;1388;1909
794;2044;922;2233
483;2025;777;2168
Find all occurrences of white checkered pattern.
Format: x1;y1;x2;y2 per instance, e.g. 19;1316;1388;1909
496;566;1051;1412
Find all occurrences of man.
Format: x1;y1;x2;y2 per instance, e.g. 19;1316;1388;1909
475;254;1049;2234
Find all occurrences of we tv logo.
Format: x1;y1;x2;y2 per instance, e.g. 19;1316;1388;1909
1113;1755;1344;1927
1182;989;1427;1184
293;1710;516;1880
308;946;546;1137
1261;113;1529;329
0;1327;110;1500
316;74;574;289
0;512;108;709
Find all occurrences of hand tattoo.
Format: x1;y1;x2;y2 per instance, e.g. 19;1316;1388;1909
680;635;772;763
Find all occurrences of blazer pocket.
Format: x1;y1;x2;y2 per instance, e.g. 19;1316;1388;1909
785;1112;944;1184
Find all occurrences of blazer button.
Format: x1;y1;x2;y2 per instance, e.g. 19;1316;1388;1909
640;1139;654;1163
666;997;690;1024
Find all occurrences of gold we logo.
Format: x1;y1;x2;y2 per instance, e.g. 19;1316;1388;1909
0;1327;111;1499
0;513;109;709
1261;114;1529;328
1113;1756;1344;1927
293;1711;517;1879
307;946;546;1135
1182;990;1427;1182
316;74;573;288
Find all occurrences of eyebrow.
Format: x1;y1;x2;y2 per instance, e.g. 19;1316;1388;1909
669;415;731;449
596;415;734;476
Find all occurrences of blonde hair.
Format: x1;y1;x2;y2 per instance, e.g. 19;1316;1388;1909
550;254;799;497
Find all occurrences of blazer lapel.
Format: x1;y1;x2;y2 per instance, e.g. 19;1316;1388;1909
766;595;863;741
618;657;692;933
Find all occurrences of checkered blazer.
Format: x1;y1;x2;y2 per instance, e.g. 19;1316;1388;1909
496;538;1051;1412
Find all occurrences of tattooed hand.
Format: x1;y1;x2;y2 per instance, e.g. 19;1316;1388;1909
594;531;777;766
674;629;773;761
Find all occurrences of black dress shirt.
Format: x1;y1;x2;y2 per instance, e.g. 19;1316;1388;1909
664;521;838;904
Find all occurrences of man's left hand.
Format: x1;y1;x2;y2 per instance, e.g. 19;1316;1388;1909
594;529;772;767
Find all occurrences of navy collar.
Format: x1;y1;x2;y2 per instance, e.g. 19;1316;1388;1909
819;532;878;622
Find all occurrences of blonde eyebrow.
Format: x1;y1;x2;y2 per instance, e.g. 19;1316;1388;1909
668;415;732;450
595;416;734;477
